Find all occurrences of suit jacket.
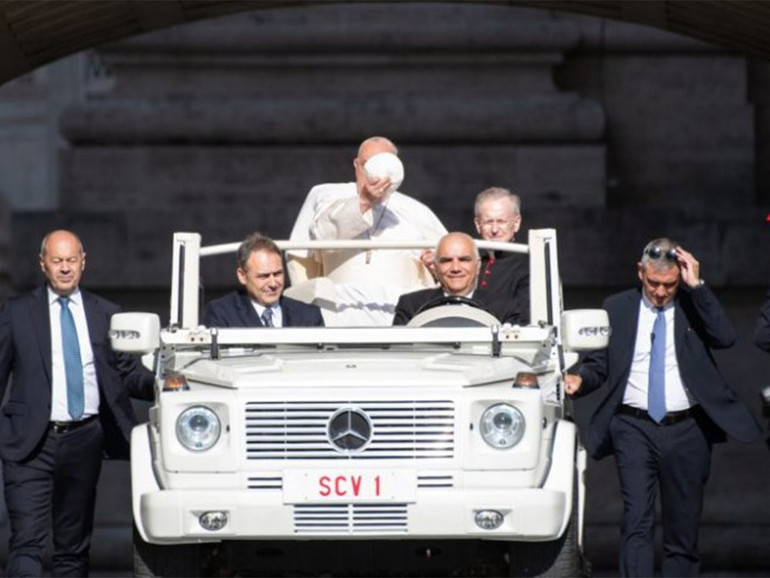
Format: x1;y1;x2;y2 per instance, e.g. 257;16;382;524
479;251;530;325
754;287;770;351
392;287;525;326
0;286;155;462
575;286;762;460
202;290;324;328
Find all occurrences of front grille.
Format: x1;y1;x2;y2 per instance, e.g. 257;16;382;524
417;474;455;488
247;476;282;490
245;400;455;460
293;503;408;533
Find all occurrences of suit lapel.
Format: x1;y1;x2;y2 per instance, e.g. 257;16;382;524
615;291;641;379
472;289;494;314
29;286;52;384
417;289;443;313
281;298;291;327
673;293;688;354
238;292;264;327
82;290;105;349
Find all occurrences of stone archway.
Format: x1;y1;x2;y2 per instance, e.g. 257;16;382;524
2;0;770;86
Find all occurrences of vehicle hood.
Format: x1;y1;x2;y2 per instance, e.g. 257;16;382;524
177;349;532;389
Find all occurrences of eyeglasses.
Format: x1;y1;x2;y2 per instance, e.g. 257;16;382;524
645;246;678;261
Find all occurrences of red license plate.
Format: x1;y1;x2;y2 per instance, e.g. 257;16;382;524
283;470;416;503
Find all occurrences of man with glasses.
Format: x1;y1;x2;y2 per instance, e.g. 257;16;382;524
564;238;761;577
473;187;529;324
392;232;522;326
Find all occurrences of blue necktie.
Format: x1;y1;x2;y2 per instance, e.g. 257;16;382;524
58;297;84;420
648;308;667;423
261;308;274;328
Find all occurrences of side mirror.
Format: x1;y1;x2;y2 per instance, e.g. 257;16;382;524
110;312;160;354
561;309;610;352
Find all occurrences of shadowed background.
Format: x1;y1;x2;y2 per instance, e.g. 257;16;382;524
0;1;769;574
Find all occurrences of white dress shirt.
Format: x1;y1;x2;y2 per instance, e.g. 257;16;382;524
48;287;99;421
623;295;696;412
252;301;283;328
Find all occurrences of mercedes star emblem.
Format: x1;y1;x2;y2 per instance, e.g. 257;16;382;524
327;407;373;453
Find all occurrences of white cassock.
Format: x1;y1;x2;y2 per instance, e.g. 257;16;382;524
286;182;447;326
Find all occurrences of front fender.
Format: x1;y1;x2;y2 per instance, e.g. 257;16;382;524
541;420;581;539
131;423;160;543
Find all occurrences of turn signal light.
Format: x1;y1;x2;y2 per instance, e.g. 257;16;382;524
162;372;190;392
513;372;539;389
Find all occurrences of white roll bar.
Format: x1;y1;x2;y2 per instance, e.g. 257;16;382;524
169;231;561;337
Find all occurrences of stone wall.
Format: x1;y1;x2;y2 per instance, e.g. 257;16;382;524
26;4;607;290
7;3;768;291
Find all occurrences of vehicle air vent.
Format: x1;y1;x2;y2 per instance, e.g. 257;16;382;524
293;503;408;534
247;476;282;490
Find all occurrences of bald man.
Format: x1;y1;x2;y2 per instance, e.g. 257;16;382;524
0;229;155;577
288;136;446;326
392;232;525;326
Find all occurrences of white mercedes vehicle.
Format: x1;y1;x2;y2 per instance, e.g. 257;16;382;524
111;229;609;577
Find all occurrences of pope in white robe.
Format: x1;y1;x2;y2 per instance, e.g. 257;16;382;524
287;137;446;326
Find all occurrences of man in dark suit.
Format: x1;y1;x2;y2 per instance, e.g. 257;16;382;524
754;286;770;351
0;229;155;577
564;238;761;577
473;187;529;324
392;232;524;326
203;232;324;328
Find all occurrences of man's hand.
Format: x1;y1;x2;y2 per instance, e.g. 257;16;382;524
675;246;702;288
564;373;583;396
420;249;437;280
358;176;392;213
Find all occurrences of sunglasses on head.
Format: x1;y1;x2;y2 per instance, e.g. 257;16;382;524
645;246;678;261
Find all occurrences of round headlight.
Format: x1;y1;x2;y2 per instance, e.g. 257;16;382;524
176;406;221;451
480;403;525;449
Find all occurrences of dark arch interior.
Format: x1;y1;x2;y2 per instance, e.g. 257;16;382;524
1;0;770;86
